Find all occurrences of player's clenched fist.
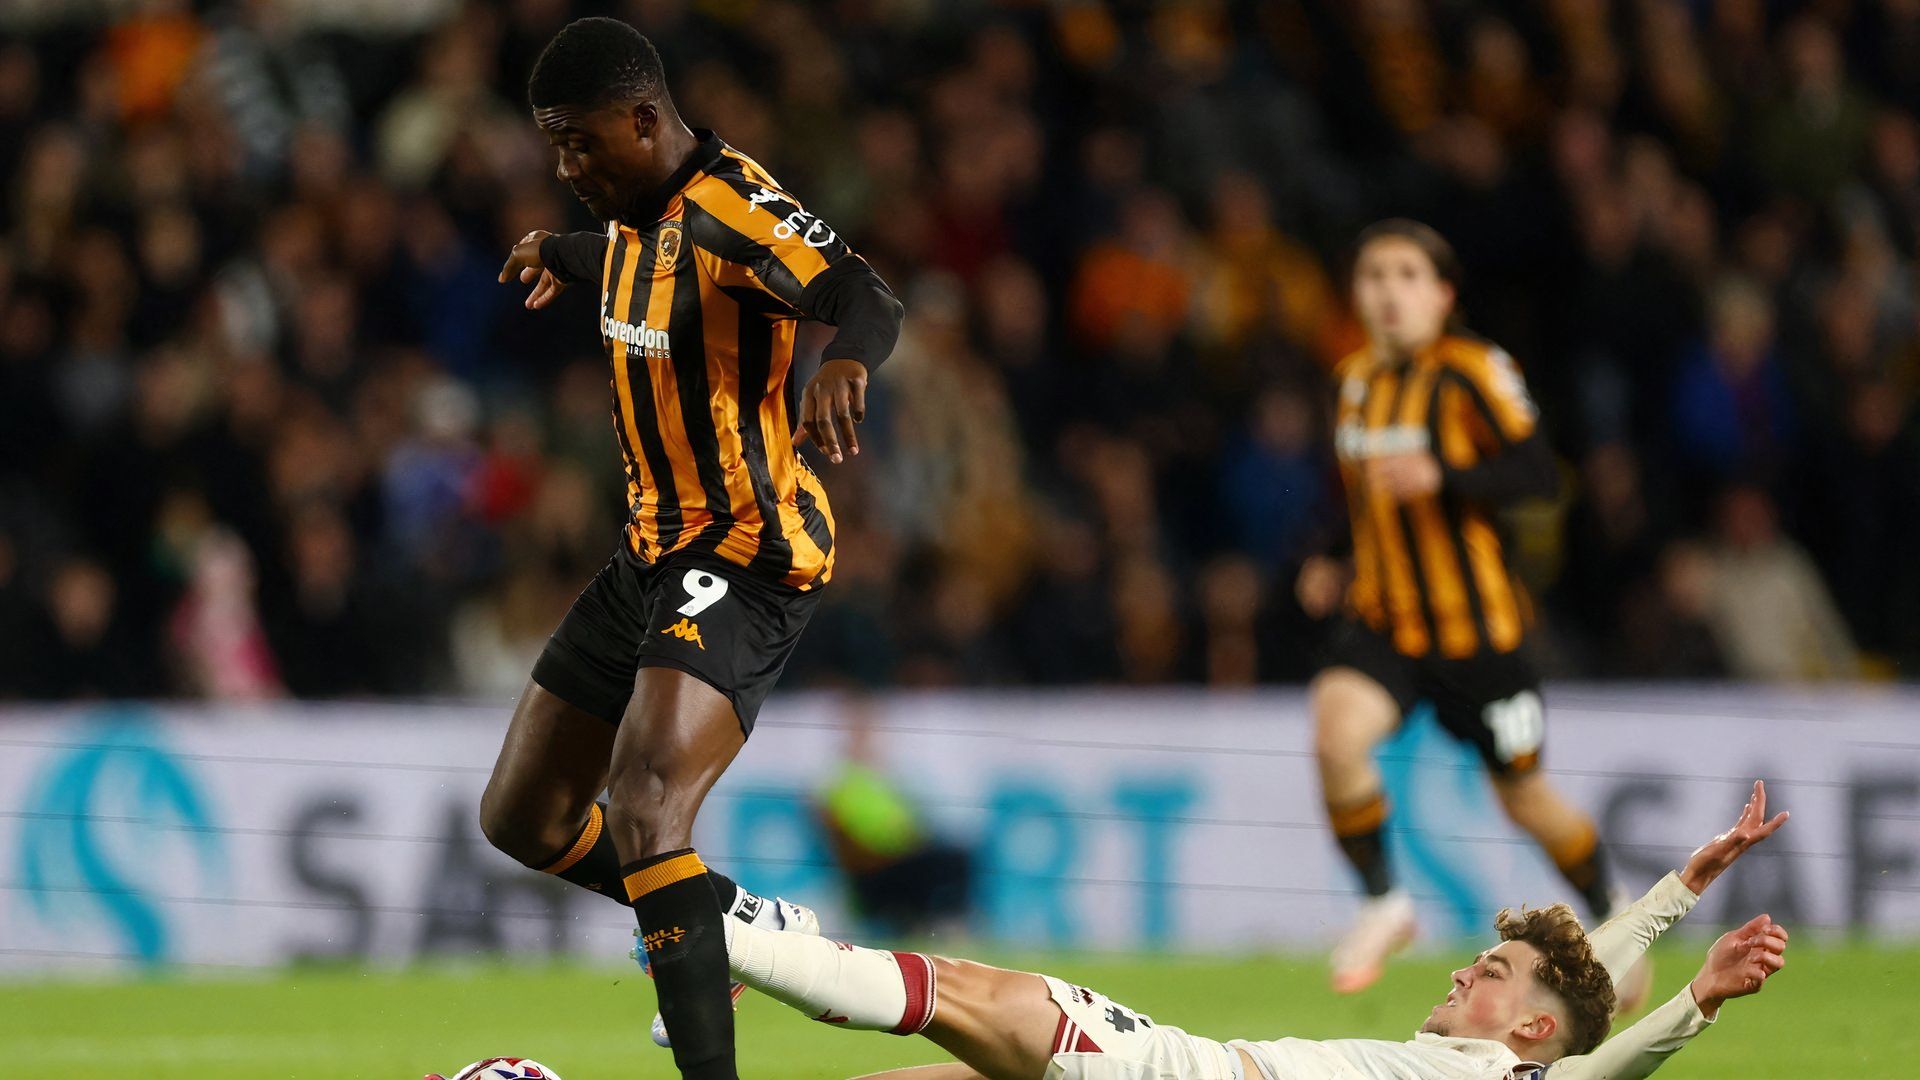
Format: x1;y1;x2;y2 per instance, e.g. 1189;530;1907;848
498;229;570;310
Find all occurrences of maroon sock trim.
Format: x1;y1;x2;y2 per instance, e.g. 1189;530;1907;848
889;952;937;1035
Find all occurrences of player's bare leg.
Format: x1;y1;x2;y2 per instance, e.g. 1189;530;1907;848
479;681;620;895
604;667;747;1079
917;959;1061;1080
1311;667;1416;993
724;917;1060;1080
1492;771;1652;1011
1491;771;1607;895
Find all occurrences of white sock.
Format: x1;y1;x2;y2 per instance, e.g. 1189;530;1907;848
724;919;936;1034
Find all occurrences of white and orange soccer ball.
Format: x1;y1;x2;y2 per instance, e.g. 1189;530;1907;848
424;1058;562;1080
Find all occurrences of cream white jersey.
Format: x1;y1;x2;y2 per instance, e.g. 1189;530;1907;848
1047;875;1711;1080
1230;1031;1532;1080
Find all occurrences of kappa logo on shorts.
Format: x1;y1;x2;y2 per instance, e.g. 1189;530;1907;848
660;617;706;650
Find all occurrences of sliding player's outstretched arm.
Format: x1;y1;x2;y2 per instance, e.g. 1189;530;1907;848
1586;780;1787;986
1541;912;1788;1079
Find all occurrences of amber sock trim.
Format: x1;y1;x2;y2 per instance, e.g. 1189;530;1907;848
537;803;605;875
1329;792;1390;837
623;850;709;903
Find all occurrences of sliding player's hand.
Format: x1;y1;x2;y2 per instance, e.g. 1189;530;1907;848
1679;780;1789;895
1689;912;1788;1019
796;357;868;464
1366;451;1442;500
499;229;569;310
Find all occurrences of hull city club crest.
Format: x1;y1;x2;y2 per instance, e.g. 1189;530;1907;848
657;223;683;270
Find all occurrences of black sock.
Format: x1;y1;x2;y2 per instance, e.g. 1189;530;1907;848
533;803;629;904
1330;792;1394;898
625;849;737;1080
1552;827;1617;920
534;806;769;922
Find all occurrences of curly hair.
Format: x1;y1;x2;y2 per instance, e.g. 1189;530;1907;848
1494;903;1616;1057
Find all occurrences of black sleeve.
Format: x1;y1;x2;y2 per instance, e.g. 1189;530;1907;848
798;260;905;372
1441;432;1559;503
538;231;610;285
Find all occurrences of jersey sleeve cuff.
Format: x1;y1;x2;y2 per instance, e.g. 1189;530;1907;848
1651;871;1703;915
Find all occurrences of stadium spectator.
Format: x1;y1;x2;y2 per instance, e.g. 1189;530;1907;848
814;708;974;937
1700;485;1861;682
2;0;1919;700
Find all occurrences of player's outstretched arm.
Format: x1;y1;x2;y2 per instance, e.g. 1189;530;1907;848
1542;913;1787;1080
1586;780;1786;984
497;229;610;309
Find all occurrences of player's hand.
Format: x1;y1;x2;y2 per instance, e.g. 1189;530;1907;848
1366;451;1443;500
1689;912;1787;1019
1679;780;1789;895
796;357;868;464
1295;555;1348;619
498;229;568;310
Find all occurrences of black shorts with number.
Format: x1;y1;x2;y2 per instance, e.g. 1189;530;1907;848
531;547;821;735
1319;619;1546;777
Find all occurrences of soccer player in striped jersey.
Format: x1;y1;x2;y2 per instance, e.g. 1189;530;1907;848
703;782;1788;1080
474;18;902;1080
1294;221;1643;999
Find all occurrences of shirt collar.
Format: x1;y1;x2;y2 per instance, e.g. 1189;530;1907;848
620;128;727;228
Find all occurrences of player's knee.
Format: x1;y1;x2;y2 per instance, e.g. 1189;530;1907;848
477;783;578;866
1311;674;1391;762
604;761;696;856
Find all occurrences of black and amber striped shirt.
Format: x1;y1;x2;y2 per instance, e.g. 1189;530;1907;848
543;131;893;590
1332;335;1555;659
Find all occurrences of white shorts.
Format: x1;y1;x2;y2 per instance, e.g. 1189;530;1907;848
1038;975;1246;1080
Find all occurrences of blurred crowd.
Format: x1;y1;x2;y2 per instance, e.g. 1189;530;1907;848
2;0;1917;703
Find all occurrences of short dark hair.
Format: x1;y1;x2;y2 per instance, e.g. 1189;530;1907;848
1352;218;1461;285
527;17;668;111
1494;903;1616;1057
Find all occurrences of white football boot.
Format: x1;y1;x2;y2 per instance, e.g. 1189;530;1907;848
1330;889;1418;994
632;897;821;1048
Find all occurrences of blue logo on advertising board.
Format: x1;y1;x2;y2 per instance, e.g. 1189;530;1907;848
15;710;225;966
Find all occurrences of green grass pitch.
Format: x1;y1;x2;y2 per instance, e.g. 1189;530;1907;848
8;942;1915;1077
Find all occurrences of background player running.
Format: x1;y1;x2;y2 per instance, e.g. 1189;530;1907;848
1295;220;1641;998
713;782;1787;1080
475;18;903;1080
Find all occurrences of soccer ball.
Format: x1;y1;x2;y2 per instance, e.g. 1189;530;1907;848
439;1058;562;1080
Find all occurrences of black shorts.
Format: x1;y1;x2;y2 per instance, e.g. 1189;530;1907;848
1319;619;1546;777
531;547;820;735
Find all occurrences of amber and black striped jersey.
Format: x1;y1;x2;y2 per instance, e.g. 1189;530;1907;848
541;130;899;591
1331;334;1556;660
